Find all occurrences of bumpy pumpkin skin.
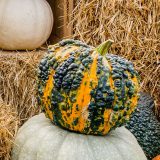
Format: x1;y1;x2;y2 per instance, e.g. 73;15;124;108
12;114;147;160
126;93;160;159
37;39;140;135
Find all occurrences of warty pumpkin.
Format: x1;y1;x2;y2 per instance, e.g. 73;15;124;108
12;113;147;160
0;0;53;50
37;39;140;135
126;93;160;160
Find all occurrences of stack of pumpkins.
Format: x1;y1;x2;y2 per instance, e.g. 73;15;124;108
0;1;158;159
12;39;148;160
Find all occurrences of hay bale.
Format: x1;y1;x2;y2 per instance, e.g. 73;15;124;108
0;50;46;159
0;50;45;123
0;97;19;160
72;0;160;118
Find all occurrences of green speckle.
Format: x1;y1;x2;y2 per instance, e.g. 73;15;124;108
72;118;79;126
113;105;119;111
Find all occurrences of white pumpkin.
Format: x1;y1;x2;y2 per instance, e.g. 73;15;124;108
0;0;53;50
12;113;147;160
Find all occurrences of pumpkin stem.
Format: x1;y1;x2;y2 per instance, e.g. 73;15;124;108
96;39;114;56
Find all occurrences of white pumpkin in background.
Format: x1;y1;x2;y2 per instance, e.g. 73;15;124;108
12;113;147;160
0;0;53;50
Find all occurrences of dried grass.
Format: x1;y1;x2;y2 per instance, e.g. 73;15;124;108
0;97;19;160
72;0;160;117
0;50;45;124
0;50;46;159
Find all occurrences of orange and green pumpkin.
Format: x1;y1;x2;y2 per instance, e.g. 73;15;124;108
37;39;140;135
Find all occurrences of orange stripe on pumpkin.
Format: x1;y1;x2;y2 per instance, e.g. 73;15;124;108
103;109;112;134
130;76;140;110
153;155;160;160
43;70;55;121
43;46;79;121
65;52;98;132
